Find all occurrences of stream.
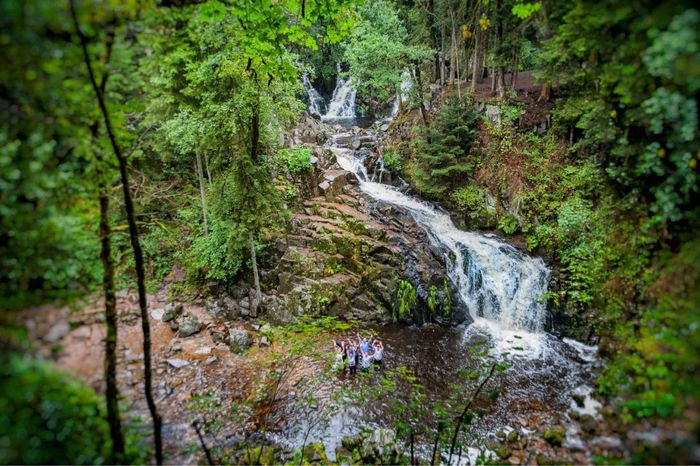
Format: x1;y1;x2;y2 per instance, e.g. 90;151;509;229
274;74;605;461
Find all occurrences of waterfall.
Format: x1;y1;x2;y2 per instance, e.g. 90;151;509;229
302;74;326;117
331;143;550;334
389;72;412;119
323;65;356;120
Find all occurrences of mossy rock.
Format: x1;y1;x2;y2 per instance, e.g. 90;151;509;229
241;446;277;465
507;430;519;443
334;447;353;466
495;444;512;459
536;454;562;465
302;442;328;464
543;426;566;447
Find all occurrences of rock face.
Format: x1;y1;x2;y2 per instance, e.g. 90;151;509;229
228;328;253;353
253;125;455;325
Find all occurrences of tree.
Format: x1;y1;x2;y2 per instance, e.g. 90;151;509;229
69;1;163;462
412;98;481;198
343;0;432;112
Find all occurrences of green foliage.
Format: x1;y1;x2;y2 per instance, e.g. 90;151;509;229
0;355;110;464
382;148;403;173
497;214;519;235
393;280;416;322
539;2;700;226
278;146;314;175
343;0;431;103
427;285;439;316
499;104;525;125
452;185;491;221
412;98;481;199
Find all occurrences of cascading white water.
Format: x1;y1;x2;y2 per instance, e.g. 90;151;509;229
302;74;326;117
389;71;412;119
323;66;356;119
331;143;550;335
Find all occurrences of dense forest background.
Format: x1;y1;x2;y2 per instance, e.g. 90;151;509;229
1;0;698;464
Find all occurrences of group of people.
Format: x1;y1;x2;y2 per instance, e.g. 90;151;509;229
333;332;384;374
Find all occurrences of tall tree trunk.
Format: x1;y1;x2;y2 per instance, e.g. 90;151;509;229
511;53;519;89
250;101;260;164
495;0;506;98
69;2;163;463
195;151;209;235
428;0;439;82
249;232;261;316
440;23;446;85
471;24;480;90
204;152;212;184
98;179;125;460
413;66;430;126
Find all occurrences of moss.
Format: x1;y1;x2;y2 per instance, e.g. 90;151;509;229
302;443;328;464
240;446;277;465
543;426;566;447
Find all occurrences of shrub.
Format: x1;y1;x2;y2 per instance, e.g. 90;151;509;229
0;355;111;464
278;146;313;175
382;148;403;173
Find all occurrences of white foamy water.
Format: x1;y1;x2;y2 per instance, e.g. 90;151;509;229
322;65;356;120
334;148;550;338
302;74;326;117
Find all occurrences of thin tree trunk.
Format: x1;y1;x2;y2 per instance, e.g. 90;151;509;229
452;13;461;99
195;151;209;235
440;23;446;85
99;181;125;460
447;363;497;464
414;66;429;126
249;232;261;316
430;430;440;466
471;25;480;90
204;152;212;184
69;2;163;463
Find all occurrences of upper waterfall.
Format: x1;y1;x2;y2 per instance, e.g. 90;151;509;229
323;68;356;120
302;74;326;117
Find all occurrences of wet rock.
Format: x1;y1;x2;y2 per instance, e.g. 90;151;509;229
178;314;202;337
259;336;271;347
45;320;70;343
166;358;189;368
572;393;586;407
380;123;390;132
543;426;566;447
194;346;212;355
229;328;253;353
162;303;183;322
204;356;218;365
169;320;179;332
151;308;165;321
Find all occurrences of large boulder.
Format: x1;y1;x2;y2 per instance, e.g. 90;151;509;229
228;328;253;353
178;314;202;337
162;302;183;322
206;296;240;320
